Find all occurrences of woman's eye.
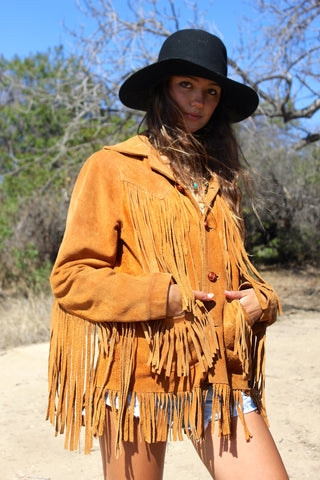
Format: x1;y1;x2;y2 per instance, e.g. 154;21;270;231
180;81;191;88
208;89;217;96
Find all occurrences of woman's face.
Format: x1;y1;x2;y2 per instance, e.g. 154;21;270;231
168;75;221;133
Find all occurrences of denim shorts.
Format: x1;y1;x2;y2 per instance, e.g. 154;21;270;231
105;387;257;429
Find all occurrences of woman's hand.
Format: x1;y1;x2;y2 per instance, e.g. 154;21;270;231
225;288;262;323
166;285;214;317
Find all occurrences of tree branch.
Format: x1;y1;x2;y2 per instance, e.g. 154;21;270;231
294;132;320;150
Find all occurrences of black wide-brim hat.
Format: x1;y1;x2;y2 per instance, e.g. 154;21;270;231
119;29;259;123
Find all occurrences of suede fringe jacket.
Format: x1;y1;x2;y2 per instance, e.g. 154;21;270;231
47;135;280;454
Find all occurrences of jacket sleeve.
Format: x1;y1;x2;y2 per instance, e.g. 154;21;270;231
50;150;172;323
239;281;279;327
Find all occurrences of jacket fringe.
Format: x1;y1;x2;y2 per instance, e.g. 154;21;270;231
142;311;218;377
126;182;219;376
214;193;281;314
213;193;278;422
89;385;258;446
47;300;264;453
47;301;120;454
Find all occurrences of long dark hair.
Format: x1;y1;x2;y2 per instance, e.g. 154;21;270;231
141;79;252;236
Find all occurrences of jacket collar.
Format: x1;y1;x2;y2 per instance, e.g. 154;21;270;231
105;135;220;208
105;134;174;180
105;134;150;157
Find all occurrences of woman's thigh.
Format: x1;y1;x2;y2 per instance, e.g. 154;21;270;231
99;406;167;480
193;411;289;480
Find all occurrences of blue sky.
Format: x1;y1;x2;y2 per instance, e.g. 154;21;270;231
1;0;318;129
0;0;248;59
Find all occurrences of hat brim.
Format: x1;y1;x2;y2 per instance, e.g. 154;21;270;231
119;59;259;123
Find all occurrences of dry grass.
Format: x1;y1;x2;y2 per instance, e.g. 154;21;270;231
260;264;320;313
0;292;52;351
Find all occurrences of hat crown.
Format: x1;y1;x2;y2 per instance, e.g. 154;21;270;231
158;29;228;78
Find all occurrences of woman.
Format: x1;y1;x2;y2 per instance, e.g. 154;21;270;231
47;29;289;479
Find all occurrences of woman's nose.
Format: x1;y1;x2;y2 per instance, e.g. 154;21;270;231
191;90;204;108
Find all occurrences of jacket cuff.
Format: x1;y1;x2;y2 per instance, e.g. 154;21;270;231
239;281;277;326
149;273;172;320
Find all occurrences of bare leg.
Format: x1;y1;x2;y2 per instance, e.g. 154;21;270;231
99;406;167;480
193;411;289;480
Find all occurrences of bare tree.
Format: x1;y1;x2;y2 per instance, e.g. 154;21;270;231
68;0;215;109
229;0;320;149
70;0;319;149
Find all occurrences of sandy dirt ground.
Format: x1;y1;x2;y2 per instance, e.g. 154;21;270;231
0;268;319;479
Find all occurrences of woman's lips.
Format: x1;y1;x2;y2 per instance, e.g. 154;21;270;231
185;112;202;120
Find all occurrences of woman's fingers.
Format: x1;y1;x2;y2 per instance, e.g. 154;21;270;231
167;286;215;317
225;288;262;322
224;289;246;299
168;287;262;321
193;290;214;301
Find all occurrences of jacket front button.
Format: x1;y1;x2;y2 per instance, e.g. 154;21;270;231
204;220;210;230
208;271;219;282
176;184;185;193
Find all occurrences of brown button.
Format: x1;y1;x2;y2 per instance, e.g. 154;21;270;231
204;220;210;230
208;271;219;282
176;184;185;193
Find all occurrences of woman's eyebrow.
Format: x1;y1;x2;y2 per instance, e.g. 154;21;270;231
181;75;220;86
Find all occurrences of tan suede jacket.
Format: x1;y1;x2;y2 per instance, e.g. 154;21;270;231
47;135;280;453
